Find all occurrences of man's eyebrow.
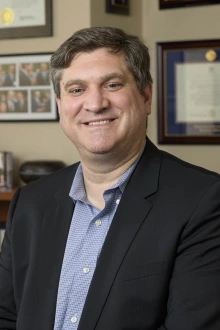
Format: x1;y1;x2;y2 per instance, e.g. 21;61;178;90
63;79;84;92
101;73;125;82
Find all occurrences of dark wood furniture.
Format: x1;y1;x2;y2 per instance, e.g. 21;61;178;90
0;188;16;223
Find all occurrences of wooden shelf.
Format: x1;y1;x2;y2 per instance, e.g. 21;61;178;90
0;188;16;223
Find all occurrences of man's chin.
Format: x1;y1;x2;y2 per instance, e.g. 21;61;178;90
81;145;116;157
89;148;113;155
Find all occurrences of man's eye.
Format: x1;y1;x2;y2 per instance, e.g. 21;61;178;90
69;88;83;95
107;83;122;90
109;83;119;88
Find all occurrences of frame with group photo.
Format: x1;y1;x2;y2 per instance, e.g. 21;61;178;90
0;53;58;122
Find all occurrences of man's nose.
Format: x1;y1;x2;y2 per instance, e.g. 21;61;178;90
83;88;109;112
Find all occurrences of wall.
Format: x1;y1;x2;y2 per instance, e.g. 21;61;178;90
142;1;220;173
91;0;142;37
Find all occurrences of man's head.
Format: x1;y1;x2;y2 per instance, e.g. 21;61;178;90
34;91;41;99
16;91;24;101
0;101;7;113
40;63;48;72
7;91;15;101
50;27;153;99
23;63;33;73
8;65;15;73
51;27;152;163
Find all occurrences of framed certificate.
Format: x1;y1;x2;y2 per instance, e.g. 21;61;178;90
159;0;220;9
0;0;52;39
157;40;220;144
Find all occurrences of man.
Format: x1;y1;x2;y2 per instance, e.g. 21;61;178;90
0;101;7;113
36;63;50;85
6;91;16;112
0;65;6;87
15;92;28;113
31;90;44;112
19;63;34;86
4;65;16;87
0;27;220;330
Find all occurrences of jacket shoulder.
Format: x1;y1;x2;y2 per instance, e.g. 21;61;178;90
160;149;220;186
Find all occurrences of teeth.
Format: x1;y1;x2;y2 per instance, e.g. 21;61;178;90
88;120;111;126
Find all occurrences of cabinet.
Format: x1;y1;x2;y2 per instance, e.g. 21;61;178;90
0;188;16;223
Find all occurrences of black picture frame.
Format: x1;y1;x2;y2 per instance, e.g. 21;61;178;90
0;53;58;122
106;0;129;15
159;0;220;9
157;39;220;144
0;0;52;39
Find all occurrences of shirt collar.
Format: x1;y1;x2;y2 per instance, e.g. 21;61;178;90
69;142;146;202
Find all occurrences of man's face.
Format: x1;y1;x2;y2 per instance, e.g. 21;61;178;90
56;48;152;159
35;91;40;99
40;63;47;71
25;64;33;73
0;102;7;112
7;91;14;100
9;65;15;73
16;92;23;101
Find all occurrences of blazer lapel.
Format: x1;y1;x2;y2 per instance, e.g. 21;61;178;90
37;167;77;330
78;138;162;330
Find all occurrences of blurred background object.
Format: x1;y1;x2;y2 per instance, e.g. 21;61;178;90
0;151;13;188
19;160;66;184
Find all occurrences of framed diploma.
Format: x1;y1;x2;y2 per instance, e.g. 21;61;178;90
157;40;220;144
0;53;58;122
0;0;52;39
159;0;220;9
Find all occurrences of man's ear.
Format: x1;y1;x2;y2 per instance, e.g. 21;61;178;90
56;96;61;115
142;84;152;115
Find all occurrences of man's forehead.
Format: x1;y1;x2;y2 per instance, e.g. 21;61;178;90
69;48;124;66
60;50;131;84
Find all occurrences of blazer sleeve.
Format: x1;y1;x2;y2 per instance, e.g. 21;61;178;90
0;189;20;329
156;179;220;330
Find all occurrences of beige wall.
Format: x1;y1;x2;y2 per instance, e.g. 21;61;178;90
0;0;220;186
91;0;142;37
142;1;220;173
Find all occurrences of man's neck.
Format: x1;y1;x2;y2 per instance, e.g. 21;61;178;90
80;143;145;210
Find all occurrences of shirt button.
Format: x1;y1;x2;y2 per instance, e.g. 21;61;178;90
95;219;102;226
83;267;90;274
116;199;120;204
71;316;77;323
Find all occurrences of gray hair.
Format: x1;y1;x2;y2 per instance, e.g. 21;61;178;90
50;26;153;98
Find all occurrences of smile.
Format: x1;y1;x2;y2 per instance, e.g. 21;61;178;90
87;120;113;126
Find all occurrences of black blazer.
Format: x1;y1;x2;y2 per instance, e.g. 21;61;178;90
1;138;220;330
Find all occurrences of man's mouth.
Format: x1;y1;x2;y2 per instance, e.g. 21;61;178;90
86;119;113;126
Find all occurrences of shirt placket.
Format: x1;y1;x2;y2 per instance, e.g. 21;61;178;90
63;189;121;329
54;202;93;330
